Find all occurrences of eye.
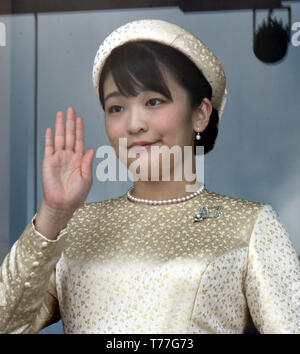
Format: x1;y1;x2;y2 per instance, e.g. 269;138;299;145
146;98;165;107
107;105;123;114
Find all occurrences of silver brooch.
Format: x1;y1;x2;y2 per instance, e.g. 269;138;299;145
194;206;223;222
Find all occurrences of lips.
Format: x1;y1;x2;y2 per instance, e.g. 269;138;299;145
128;141;157;149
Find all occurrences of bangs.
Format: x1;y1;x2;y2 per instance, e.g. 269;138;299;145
99;41;173;109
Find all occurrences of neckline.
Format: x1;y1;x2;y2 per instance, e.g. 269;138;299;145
121;187;208;209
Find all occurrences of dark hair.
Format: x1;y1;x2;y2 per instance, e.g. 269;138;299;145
99;40;219;154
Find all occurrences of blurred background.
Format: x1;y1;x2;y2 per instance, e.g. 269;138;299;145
1;0;300;334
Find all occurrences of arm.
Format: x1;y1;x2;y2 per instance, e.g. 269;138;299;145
0;107;94;333
244;204;300;334
0;213;67;334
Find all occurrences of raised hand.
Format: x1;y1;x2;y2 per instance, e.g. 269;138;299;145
35;107;95;240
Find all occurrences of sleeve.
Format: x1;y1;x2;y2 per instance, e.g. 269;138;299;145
0;213;68;334
244;204;300;334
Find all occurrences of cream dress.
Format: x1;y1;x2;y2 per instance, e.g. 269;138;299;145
0;188;300;334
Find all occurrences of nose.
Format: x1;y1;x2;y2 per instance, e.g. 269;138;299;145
126;106;148;134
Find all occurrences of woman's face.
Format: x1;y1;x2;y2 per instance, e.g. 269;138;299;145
102;68;198;180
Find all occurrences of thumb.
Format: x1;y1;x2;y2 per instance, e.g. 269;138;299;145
81;149;95;180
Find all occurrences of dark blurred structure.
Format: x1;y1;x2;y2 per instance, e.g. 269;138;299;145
253;8;291;63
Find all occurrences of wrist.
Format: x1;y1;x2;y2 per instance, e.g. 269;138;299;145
39;200;74;221
35;201;73;240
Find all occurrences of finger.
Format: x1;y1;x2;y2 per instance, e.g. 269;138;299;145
54;110;65;151
75;116;85;154
65;107;76;151
81;149;95;180
44;128;54;157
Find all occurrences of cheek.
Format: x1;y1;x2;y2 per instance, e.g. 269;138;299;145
105;118;123;145
105;118;130;161
153;108;180;134
155;107;191;140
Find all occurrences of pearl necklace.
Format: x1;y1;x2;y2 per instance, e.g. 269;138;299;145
127;184;205;205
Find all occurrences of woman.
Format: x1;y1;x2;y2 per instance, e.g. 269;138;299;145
0;19;299;334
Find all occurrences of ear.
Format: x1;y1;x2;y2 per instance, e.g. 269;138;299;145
192;98;213;133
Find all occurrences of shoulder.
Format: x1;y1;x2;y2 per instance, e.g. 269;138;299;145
201;188;270;244
203;188;265;213
204;189;290;247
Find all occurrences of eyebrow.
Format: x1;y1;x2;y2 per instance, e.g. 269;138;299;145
104;90;171;104
104;91;124;103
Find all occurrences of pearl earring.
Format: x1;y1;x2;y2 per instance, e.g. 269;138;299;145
196;132;201;141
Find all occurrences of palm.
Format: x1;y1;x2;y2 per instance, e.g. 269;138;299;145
42;108;95;214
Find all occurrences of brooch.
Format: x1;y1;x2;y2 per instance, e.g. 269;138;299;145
194;206;223;222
